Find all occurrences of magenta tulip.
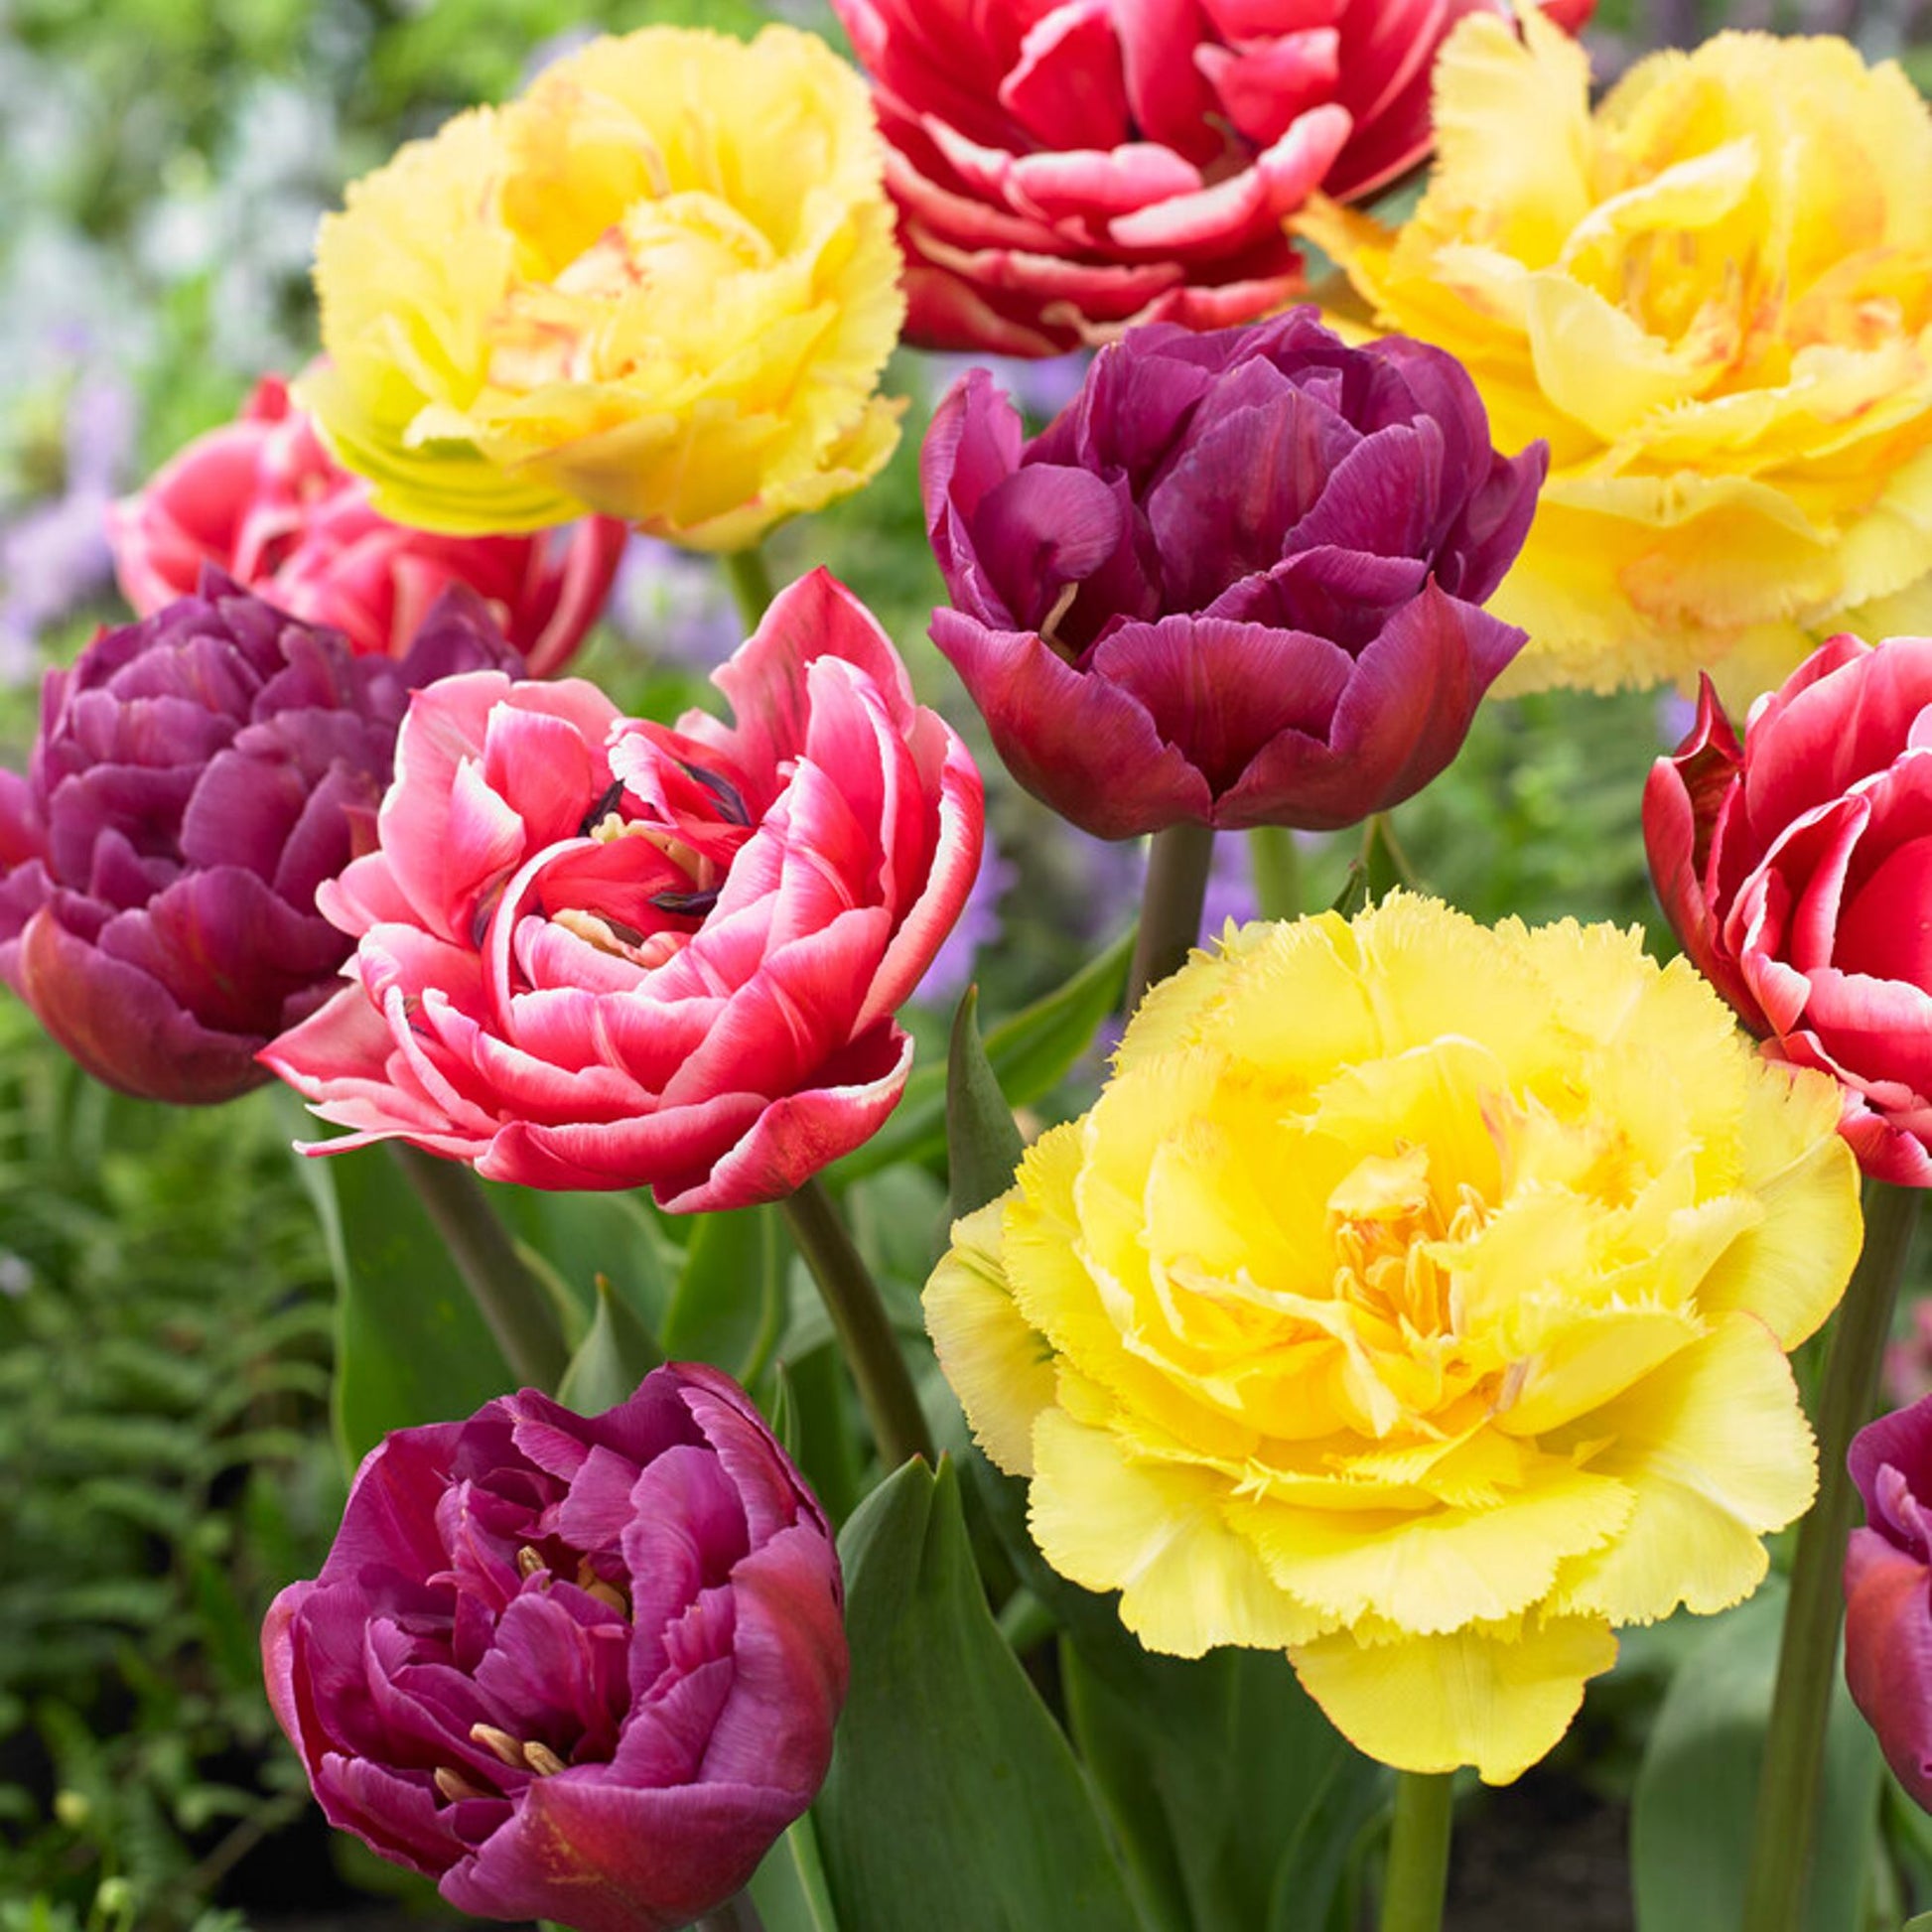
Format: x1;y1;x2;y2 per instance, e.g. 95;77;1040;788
263;1364;846;1932
923;310;1544;839
1644;635;1932;1186
262;569;984;1207
834;0;1594;355
0;576;516;1103
110;377;625;672
1846;1396;1932;1810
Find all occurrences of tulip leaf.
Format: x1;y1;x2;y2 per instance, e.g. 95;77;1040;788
486;1184;676;1336
960;1449;1385;1932
659;1204;784;1384
817;1456;1145;1932
747;1813;843;1932
1361;811;1416;901
299;1143;513;1467
1904;1916;1932;1930
555;1276;664;1415
832;926;1133;1184
1631;1580;1883;1932
946;983;1028;1217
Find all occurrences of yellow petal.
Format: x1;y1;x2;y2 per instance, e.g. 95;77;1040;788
1695;1059;1861;1347
1030;1410;1331;1655
1290;1610;1618;1783
923;1197;1053;1477
1546;1311;1817;1623
1226;1465;1631;1634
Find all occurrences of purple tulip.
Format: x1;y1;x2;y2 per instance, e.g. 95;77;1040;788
1847;1396;1932;1808
0;572;516;1104
263;1366;847;1932
922;309;1546;839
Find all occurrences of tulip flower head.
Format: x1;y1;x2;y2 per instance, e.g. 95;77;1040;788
1644;636;1932;1187
926;897;1861;1783
0;576;517;1104
922;310;1545;839
303;26;906;551
1305;14;1932;699
834;0;1593;355
263;570;983;1208
110;377;625;672
263;1364;846;1932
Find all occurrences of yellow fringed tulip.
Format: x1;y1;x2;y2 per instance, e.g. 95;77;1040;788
302;26;906;550
1302;15;1932;702
926;897;1862;1782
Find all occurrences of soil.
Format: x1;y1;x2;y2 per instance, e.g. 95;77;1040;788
1446;1769;1634;1932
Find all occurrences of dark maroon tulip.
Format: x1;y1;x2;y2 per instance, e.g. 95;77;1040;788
0;572;516;1103
1643;636;1932;1187
262;1366;846;1932
1847;1396;1932;1809
922;309;1545;839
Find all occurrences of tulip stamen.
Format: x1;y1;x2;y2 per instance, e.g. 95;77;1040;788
523;1740;569;1777
435;1765;492;1804
471;1723;529;1770
1038;581;1081;661
579;779;627;838
515;1544;548;1581
575;1555;631;1615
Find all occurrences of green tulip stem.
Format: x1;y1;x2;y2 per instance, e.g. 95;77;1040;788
782;1176;935;1473
1249;824;1304;921
1379;1770;1454;1932
390;1145;570;1394
1741;1176;1921;1932
723;543;779;631
1127;821;1216;1014
694;1891;767;1932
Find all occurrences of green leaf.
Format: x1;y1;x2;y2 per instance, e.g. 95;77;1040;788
1903;1915;1932;1930
833;927;1133;1184
556;1277;665;1414
747;1813;843;1932
1631;1581;1884;1932
945;985;1028;1218
816;1458;1145;1932
963;1450;1384;1932
300;1145;512;1467
487;1185;676;1335
1361;813;1416;902
1328;864;1370;919
659;1205;784;1384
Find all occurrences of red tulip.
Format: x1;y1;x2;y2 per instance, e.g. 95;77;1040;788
1847;1396;1932;1810
261;570;984;1208
110;378;625;672
1644;635;1932;1185
833;0;1595;355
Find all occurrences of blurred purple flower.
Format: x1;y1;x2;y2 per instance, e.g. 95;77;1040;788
921;350;1090;426
923;310;1545;839
610;535;745;674
0;370;136;680
918;822;1016;1007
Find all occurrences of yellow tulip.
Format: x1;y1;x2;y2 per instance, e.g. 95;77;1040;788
1302;14;1932;701
926;897;1861;1782
302;26;906;550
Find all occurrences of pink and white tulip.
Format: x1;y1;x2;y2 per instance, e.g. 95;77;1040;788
262;571;984;1210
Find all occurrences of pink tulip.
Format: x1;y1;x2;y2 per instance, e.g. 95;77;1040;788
833;0;1595;355
261;570;984;1209
110;378;625;673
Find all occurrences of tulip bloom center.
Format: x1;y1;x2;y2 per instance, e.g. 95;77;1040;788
508;728;758;973
1835;836;1932;992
